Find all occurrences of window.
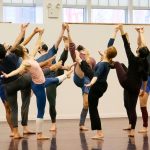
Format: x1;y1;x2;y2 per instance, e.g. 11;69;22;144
133;0;149;7
3;0;35;4
62;0;87;5
3;0;43;23
63;8;84;23
91;9;126;23
91;0;128;6
133;10;150;24
3;6;35;23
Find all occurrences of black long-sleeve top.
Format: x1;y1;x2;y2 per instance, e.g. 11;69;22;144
108;35;148;91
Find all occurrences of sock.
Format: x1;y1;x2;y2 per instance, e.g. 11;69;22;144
36;118;43;133
57;74;67;83
141;107;148;127
79;108;88;126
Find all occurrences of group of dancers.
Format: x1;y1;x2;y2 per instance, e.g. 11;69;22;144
0;23;149;140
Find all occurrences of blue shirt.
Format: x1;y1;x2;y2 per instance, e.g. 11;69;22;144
36;45;58;64
0;53;19;83
36;45;58;77
94;62;110;83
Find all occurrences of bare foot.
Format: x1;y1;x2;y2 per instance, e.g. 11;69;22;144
49;123;57;131
37;133;50;140
123;125;131;131
65;69;73;78
91;133;104;140
23;130;36;135
128;129;135;137
66;62;77;71
10;132;14;137
123;127;131;131
138;127;148;133
23;126;36;134
79;126;88;131
13;133;23;139
75;50;81;63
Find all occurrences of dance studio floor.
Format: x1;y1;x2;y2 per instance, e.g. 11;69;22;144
0;118;149;150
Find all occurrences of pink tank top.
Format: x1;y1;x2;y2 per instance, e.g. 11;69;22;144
24;59;45;84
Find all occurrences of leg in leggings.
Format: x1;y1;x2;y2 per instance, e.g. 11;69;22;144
127;91;139;137
56;49;68;76
58;50;68;66
0;84;13;135
4;75;32;138
79;76;90;130
76;60;94;130
141;107;148;127
46;50;68;130
31;82;49;140
20;88;33;133
79;93;88;130
88;82;107;139
139;89;149;133
80;60;94;80
3;101;13;135
123;89;132;130
46;84;57;123
7;92;20;138
114;61;128;87
88;91;101;130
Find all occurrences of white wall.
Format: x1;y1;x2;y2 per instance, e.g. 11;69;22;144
0;0;150;121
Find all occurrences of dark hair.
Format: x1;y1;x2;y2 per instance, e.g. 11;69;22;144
42;44;48;51
12;45;24;57
77;45;84;51
0;44;6;59
139;46;149;58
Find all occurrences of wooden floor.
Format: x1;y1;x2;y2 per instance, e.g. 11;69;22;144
0;118;149;150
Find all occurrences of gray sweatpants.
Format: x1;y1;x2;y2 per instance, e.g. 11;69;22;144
4;73;31;128
4;69;53;128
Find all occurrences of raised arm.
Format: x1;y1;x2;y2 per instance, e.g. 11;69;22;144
118;24;135;60
54;23;66;49
10;23;29;52
30;29;44;57
22;27;40;46
107;26;119;47
135;27;146;48
66;24;73;43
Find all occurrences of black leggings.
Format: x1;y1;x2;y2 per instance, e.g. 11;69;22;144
46;50;68;123
115;62;140;129
80;60;107;130
88;82;107;130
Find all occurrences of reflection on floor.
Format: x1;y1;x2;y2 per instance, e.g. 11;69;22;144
0;118;149;150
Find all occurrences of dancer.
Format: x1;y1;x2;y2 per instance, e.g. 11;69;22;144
2;29;73;140
135;27;150;133
0;23;35;138
67;24;96;131
36;23;71;131
112;24;149;137
75;45;117;139
0;77;13;135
